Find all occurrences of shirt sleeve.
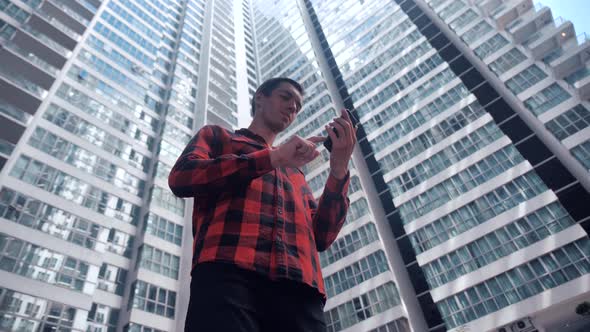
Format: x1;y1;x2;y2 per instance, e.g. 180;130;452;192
308;172;350;251
168;125;275;197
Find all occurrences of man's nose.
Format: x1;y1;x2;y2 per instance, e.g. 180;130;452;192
287;100;297;113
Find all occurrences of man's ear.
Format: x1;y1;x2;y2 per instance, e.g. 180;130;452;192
254;92;264;112
255;92;263;103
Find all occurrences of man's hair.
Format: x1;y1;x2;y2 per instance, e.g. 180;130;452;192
251;77;304;116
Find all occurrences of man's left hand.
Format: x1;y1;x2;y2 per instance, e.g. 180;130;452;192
326;109;357;179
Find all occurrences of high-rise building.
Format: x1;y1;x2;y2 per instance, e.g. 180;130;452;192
0;0;236;330
251;0;590;332
0;0;589;332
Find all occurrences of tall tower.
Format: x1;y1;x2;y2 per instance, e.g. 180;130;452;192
0;0;239;331
252;0;590;331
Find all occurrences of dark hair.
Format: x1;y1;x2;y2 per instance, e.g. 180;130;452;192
250;77;304;116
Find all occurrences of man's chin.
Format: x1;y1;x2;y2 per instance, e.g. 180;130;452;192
270;120;291;133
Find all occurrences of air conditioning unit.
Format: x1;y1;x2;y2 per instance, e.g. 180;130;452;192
510;317;538;332
132;65;146;75
77;69;88;81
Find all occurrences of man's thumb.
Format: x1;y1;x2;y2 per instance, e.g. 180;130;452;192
307;136;326;144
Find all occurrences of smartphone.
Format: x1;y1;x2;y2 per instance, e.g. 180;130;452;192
323;109;359;152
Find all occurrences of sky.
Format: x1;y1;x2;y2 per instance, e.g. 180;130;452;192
542;0;590;36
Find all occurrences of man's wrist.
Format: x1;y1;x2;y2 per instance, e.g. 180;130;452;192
330;167;348;179
270;148;282;168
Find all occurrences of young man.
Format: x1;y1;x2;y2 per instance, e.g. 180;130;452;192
169;77;356;332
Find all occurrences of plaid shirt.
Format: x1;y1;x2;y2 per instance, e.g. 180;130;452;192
168;125;350;297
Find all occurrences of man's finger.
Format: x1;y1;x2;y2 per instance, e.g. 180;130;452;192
331;120;347;143
341;108;350;121
334;118;351;137
307;136;326;144
325;125;337;142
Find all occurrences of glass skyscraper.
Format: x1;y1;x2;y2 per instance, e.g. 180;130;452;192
0;0;589;332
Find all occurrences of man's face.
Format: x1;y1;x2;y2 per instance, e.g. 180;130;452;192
256;82;303;132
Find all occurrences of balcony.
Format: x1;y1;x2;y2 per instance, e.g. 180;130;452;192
77;0;98;14
477;0;503;16
564;62;590;99
491;0;533;30
548;33;590;78
523;16;575;60
0;114;26;145
0;138;15;159
506;3;552;44
29;7;80;49
0;66;46;112
84;0;101;11
542;48;564;65
0;138;14;171
19;24;72;61
44;0;90;31
0;100;34;123
0;39;58;87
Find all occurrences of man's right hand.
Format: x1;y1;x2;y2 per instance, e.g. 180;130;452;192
270;135;325;169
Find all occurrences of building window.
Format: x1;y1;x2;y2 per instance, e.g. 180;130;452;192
422;202;575;288
320;223;380;267
0;19;17;40
0;287;82;331
571;139;590;171
137;245;180;280
505;65;548;95
325;282;401;332
377;102;487;176
0;234;95;293
488;48;528;75
474;34;509;59
524;83;571;116
144;213;183;246
324;250;390;297
369;317;411;332
399;145;525;224
439;0;466;21
28;127;145;197
437;237;590;329
43;103;150;172
87;303;119;332
389;123;503;197
449;9;478;31
544;104;590;140
408;172;548;254
150;186;185;217
345;198;370;225
124;323;166;332
0;188;104;251
97;264;128;295
10;156;140;225
128;280;176;318
461;20;494;45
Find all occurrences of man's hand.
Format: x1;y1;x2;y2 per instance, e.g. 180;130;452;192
326;109;357;179
270;135;325;169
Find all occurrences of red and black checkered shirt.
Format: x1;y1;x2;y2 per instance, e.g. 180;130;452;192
168;125;350;297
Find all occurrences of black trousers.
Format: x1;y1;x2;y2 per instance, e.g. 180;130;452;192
184;263;327;332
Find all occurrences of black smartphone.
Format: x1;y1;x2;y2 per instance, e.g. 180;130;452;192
323;109;359;152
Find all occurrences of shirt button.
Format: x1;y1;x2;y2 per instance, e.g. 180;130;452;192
275;235;282;243
278;208;283;214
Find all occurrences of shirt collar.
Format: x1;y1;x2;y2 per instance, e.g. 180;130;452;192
235;128;269;146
